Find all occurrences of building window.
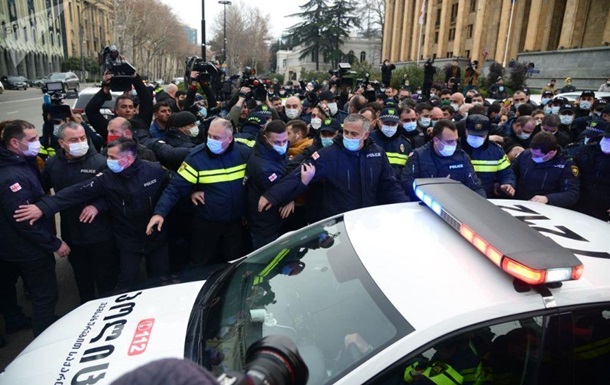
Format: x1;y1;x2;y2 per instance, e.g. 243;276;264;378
470;0;477;12
465;50;471;59
434;31;439;43
360;51;366;62
283;59;287;68
433;53;437;59
23;26;27;41
447;51;453;58
451;3;458;21
467;24;473;38
436;9;441;26
449;28;456;41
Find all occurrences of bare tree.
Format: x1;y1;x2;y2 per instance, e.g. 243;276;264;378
358;0;384;38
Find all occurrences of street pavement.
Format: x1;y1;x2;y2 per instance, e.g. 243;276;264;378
0;86;88;371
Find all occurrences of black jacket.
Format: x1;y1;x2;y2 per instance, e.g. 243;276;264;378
403;127;427;149
154;141;252;223
235;124;261;147
511;149;580;208
36;158;170;253
145;139;190;171
572;144;610;220
401;141;486;199
85;75;153;140
165;129;197;150
41;148;113;245
381;63;396;84
246;135;288;237
264;136;409;220
0;144;62;261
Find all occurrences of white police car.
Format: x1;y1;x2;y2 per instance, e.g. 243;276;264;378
2;179;610;385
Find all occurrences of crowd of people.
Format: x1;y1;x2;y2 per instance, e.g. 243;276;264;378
1;63;610;346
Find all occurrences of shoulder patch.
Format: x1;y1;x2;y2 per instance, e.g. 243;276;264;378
571;165;579;177
268;173;278;182
96;172;104;177
400;143;405;153
9;183;22;192
312;151;320;160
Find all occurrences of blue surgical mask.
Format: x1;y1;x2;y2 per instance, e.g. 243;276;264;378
600;138;610;154
381;125;398;137
403;121;417;132
272;143;287;155
541;98;550;105
579;101;592;110
321;137;334;147
207;138;226;154
419;117;431;127
466;135;486;148
438;142;456;157
198;106;207;118
551;106;560;114
343;136;362;151
106;158;124;173
543;106;552;114
531;156;546;164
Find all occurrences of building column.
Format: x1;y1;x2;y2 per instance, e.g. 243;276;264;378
382;0;395;62
559;0;580;48
495;0;512;64
603;6;610;45
471;0;488;61
539;0;557;51
399;0;412;61
410;0;423;61
453;0;466;58
524;0;543;51
390;0;404;62
26;52;36;79
0;48;8;77
507;0;527;61
422;0;435;59
436;0;451;58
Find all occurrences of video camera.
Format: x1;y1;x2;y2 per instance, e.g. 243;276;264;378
216;335;308;385
43;81;72;121
239;66;267;103
329;63;356;88
355;72;381;100
185;56;220;84
99;45;136;92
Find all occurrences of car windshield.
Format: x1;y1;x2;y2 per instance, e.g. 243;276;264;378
8;76;21;81
49;73;66;80
192;216;413;384
73;93;117;110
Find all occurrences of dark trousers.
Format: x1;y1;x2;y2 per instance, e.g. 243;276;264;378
68;241;119;303
116;244;169;291
0;255;58;336
191;217;244;266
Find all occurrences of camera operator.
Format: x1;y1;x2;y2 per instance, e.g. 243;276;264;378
85;70;153;143
182;70;218;116
227;87;258;131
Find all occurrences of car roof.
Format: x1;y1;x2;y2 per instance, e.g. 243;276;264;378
344;197;610;335
77;87;123;96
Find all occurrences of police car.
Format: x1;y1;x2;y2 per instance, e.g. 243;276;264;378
2;179;610;385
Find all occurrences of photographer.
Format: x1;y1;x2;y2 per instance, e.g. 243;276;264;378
85;69;153;142
227;87;258;131
182;70;218;116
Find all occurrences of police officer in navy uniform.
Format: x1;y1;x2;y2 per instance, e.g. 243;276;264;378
15;138;171;291
258;114;408;221
369;107;412;177
235;108;269;148
511;131;580;208
1;121;69;336
147;118;252;266
401;119;486;200
573;120;610;221
246;120;291;249
41;122;118;303
461;114;516;198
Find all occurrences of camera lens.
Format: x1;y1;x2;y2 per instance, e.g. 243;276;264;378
244;335;309;385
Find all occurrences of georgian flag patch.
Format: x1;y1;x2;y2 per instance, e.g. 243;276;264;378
10;183;22;192
312;151;320;160
268;173;278;182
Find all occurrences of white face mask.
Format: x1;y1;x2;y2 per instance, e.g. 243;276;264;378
436;140;456;157
22;140;41;157
68;141;89;157
311;118;322;130
381;125;397;137
560;115;574;125
285;108;300;119
514;102;523;109
189;126;200;137
53;124;61;137
450;103;460;112
466;135;486;148
327;102;338;116
600;138;610;154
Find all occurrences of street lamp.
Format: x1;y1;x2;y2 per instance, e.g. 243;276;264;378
219;0;231;69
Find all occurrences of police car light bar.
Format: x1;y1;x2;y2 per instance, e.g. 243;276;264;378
413;178;583;285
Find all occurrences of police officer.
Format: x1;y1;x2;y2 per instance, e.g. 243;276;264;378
575;90;596;119
259;114;408;220
511;131;580;208
0;121;69;336
235;108;269;148
573;120;610;221
461;115;516;198
369;107;412;177
246;120;291;249
147;118;252;265
401;119;486;199
41;122;118;303
15;138;171;291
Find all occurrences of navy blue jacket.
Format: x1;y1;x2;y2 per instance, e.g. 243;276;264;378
41;147;112;245
235;124;261;147
154;141;251;223
401;141;486;199
264;136;409;220
370;129;411;177
0;145;62;261
246;135;288;237
37;158;170;253
165;129;197;150
573;143;610;220
460;137;516;197
511;149;580;208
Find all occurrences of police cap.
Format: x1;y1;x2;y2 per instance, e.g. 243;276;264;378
379;107;400;123
319;118;341;133
465;114;491;133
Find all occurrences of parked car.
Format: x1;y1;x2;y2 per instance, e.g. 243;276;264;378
0;80;4;94
1;76;28;90
41;72;80;93
530;91;610;105
72;87;123;123
33;75;50;88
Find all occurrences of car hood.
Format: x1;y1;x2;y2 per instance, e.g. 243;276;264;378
0;281;205;385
